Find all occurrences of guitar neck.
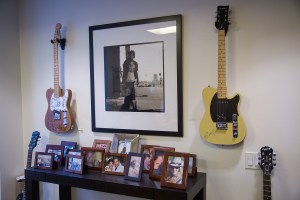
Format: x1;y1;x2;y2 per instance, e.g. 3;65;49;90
26;149;33;168
217;29;227;98
53;40;61;96
263;174;272;200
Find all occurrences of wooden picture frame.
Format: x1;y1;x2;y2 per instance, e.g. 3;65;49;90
92;139;112;152
65;154;84;174
81;147;104;170
188;154;197;176
140;144;160;173
90;15;183;137
160;152;189;190
102;153;127;175
45;144;65;166
61;141;77;157
34;152;54;170
125;153;144;181
149;147;175;180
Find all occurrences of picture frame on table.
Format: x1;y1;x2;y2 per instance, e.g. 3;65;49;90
92;139;112;152
188;154;197;176
34;152;54;170
61;141;77;157
160;152;189;190
140;144;160;173
89;15;183;137
110;133;139;154
65;154;84;174
102;153;127;175
149;146;175;180
45;144;65;166
124;152;144;181
81;147;104;170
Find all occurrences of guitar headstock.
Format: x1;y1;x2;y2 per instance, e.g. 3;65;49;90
215;6;230;34
53;23;62;42
258;146;276;175
28;131;40;151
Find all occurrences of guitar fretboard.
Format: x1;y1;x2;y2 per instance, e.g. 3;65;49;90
263;174;271;200
217;29;227;99
26;150;33;168
53;39;61;97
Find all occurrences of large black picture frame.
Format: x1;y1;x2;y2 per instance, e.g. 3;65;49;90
89;15;182;137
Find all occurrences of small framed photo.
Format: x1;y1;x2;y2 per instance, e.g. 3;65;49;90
45;144;65;166
34;152;54;170
92;139;112;152
60;141;77;157
140;144;160;173
149;147;175;180
110;134;139;153
125;153;144;181
188;154;197;176
102;153;127;175
81;147;104;170
161;152;189;190
65;154;84;174
67;149;81;156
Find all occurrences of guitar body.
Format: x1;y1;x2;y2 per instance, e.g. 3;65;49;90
200;86;246;145
45;88;74;133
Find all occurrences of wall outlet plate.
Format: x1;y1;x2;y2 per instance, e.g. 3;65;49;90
245;152;260;170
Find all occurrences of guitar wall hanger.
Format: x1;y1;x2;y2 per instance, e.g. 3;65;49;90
51;38;66;50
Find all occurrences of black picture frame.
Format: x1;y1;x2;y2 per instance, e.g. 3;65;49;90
89;15;183;137
124;152;144;181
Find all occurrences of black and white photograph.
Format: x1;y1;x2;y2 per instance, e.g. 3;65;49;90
118;141;131;154
90;15;182;136
125;153;144;181
65;155;84;174
104;42;164;112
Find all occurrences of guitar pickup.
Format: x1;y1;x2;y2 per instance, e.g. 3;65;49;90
53;110;60;120
216;122;228;130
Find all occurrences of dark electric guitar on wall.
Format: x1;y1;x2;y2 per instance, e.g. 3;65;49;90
199;6;246;145
17;131;40;200
45;23;74;133
258;146;276;200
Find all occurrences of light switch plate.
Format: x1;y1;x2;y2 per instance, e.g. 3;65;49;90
245;152;260;170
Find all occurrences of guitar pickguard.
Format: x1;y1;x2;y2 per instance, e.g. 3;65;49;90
50;90;69;112
210;93;239;123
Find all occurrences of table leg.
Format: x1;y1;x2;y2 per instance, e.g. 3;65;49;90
59;185;71;200
25;178;39;200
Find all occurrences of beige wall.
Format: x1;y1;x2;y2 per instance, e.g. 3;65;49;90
0;0;24;199
16;0;300;199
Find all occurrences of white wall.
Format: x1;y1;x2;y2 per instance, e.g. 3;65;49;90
18;0;300;200
0;0;24;199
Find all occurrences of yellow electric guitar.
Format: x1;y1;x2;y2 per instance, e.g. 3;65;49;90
200;6;246;145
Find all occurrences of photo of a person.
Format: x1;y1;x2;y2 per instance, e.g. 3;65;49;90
165;157;184;184
127;156;141;178
142;147;154;171
120;50;139;111
83;150;102;168
104;158;114;172
118;141;131;154
112;157;124;172
37;154;51;167
153;151;164;175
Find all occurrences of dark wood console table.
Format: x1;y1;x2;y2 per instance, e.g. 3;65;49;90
25;167;206;200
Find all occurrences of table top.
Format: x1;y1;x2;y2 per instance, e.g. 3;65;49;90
25;167;206;200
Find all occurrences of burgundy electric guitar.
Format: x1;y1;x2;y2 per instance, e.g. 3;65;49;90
258;146;276;200
45;23;74;133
